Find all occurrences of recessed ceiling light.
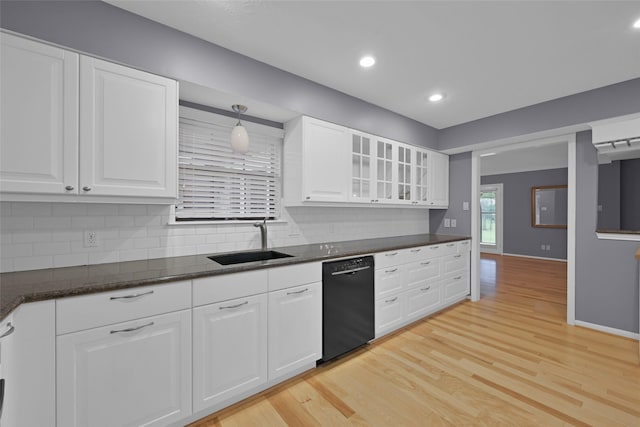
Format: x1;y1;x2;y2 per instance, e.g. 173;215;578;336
634;17;640;29
359;56;375;68
429;93;445;102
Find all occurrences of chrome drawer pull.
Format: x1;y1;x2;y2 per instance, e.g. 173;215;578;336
421;286;431;291
421;261;431;266
385;252;399;256
410;248;421;253
0;322;14;339
110;290;154;300
430;246;439;250
110;322;154;334
385;268;398;273
454;276;462;280
446;243;455;247
385;297;398;303
331;265;371;276
219;301;249;310
287;288;309;295
454;255;462;258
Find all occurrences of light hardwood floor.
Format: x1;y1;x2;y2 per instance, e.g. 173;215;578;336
190;254;640;426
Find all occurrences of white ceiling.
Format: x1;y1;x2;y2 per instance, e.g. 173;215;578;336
480;143;568;176
106;0;640;129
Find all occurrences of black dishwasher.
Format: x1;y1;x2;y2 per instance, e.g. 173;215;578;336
321;256;375;362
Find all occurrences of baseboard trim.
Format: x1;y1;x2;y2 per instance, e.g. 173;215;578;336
501;252;567;262
574;320;639;340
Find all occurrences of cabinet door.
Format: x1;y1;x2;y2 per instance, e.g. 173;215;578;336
405;283;442;321
0;301;56;427
374;137;394;203
0;33;79;194
193;294;267;412
302;117;350;202
375;294;404;337
57;310;192;427
375;266;404;298
350;132;376;203
406;259;441;289
443;272;470;304
428;152;449;207
414;149;430;205
268;282;321;380
80;56;177;198
396;143;413;204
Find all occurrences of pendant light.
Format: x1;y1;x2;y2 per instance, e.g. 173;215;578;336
230;104;249;154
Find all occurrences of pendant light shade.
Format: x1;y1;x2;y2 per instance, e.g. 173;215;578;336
231;104;249;154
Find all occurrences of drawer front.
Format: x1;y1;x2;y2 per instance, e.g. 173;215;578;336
405;283;442;321
193;269;268;307
457;239;471;253
375;294;404;337
56;281;191;335
442;253;469;275
403;246;429;264
424;243;456;258
268;262;322;292
406;259;441;289
375;266;404;298
374;249;408;270
443;272;470;302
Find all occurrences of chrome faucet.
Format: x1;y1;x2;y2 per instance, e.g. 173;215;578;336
254;218;268;250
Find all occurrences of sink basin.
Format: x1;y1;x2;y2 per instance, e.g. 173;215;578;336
208;250;294;265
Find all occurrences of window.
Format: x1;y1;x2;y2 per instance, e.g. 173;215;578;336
175;106;284;222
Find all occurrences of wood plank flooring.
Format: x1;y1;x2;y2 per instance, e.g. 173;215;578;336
190;254;640;426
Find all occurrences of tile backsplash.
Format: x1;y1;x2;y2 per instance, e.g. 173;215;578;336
0;202;429;272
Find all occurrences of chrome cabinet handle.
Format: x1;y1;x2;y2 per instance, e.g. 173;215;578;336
430;246;439;250
421;261;431;266
446;243;455;247
0;322;14;339
385;268;398;273
219;301;249;310
385;252;398;256
385;297;398;303
454;255;462;258
287;288;309;295
410;248;421;253
454;276;462;280
332;265;371;276
421;286;431;291
110;321;154;334
82;186;92;192
65;185;74;191
110;290;154;300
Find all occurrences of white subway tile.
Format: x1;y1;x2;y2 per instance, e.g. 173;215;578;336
172;246;196;257
0;202;12;217
34;217;71;230
34;241;71;256
1;242;32;258
1;217;35;230
89;251;119;265
147;205;170;216
14;255;53;271
133;237;160;249
11;202;52;217
119;249;148;262
148;247;173;259
195;243;219;254
134;216;162;227
87;204;119;216
54;253;89;268
12;231;52;244
145;226;170;237
105;216;135;227
118;205;147;216
71;216;105;229
119;228;147;239
52;204;87;216
101;238;133;251
1;258;14;273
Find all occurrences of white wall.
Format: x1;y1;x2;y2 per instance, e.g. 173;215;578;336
0;202;429;272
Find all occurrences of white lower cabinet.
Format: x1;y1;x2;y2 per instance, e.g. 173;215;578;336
268;282;322;381
56;309;192;427
375;294;405;336
193;293;268;413
405;283;442;321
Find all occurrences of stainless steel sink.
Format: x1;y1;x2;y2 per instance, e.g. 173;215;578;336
208;250;293;265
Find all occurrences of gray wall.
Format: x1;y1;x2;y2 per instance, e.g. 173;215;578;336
482;169;568;260
429;152;471;236
0;0;437;149
576;132;639;333
438;78;640;151
620;158;640;231
597;161;621;230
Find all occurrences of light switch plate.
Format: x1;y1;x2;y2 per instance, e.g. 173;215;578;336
444;218;451;228
463;202;469;211
451;219;457;227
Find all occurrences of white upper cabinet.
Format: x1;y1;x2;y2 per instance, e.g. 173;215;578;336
428;151;449;208
284;116;350;204
285;116;448;209
79;56;177;198
0;33;79;195
0;33;178;202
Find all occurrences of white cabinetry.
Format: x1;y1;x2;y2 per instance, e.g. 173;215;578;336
56;281;192;427
284;116;350;204
428;151;449;207
374;240;470;338
350;131;376;203
193;294;268;412
0;301;55;427
0;32;79;195
0;32;178;202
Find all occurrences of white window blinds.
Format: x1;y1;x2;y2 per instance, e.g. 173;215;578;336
176;107;283;221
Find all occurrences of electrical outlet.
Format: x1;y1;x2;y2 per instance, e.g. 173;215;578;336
84;230;99;248
546;244;551;251
462;202;469;211
451;219;457;227
444;218;451;228
541;244;546;250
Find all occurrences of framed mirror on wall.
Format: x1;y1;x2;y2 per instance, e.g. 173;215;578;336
531;185;568;229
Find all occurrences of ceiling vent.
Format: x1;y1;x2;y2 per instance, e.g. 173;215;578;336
590;115;640;163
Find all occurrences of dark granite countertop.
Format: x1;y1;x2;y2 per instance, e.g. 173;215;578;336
0;234;469;321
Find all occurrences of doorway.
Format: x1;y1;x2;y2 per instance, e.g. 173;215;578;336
480;183;503;254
